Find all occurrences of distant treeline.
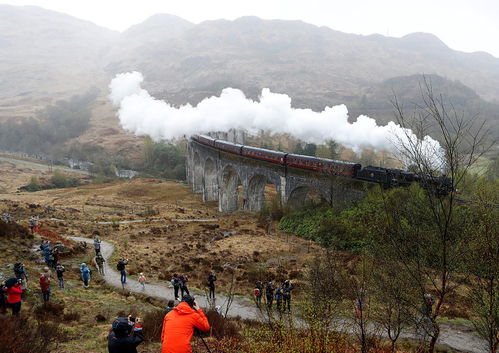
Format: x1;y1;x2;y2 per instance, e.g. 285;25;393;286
0;88;99;154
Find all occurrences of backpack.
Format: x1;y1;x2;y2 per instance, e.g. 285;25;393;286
254;288;261;296
275;289;282;300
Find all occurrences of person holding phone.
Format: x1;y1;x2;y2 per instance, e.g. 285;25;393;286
108;315;144;353
161;295;210;353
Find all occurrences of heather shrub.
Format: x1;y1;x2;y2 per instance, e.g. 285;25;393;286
142;309;165;342
0;315;63;353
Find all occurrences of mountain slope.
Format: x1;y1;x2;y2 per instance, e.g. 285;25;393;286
0;8;498;145
0;5;118;119
104;16;499;109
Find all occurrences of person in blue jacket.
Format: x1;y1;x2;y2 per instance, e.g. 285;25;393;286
80;263;91;288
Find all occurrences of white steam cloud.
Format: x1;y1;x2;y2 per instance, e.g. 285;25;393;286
109;71;444;168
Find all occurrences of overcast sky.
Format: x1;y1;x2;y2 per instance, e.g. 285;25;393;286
4;0;499;57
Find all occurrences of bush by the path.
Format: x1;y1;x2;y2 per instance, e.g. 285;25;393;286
0;315;63;353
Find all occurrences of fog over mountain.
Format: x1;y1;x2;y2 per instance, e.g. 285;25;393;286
1;5;498;138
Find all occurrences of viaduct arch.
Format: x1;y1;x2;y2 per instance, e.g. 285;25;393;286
187;138;366;212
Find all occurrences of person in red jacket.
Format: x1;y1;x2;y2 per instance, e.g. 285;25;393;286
5;280;23;315
161;295;210;353
39;268;51;302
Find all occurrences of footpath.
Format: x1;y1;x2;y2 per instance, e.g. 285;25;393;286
69;236;486;353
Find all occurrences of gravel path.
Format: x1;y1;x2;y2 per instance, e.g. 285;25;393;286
69;236;259;319
69;236;486;353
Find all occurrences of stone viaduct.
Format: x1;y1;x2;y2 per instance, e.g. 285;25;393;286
187;137;367;212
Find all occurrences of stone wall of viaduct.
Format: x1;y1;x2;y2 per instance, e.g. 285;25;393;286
187;139;367;212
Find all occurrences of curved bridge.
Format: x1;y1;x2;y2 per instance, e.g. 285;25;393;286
187;137;367;212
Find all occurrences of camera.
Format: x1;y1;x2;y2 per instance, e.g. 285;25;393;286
129;316;136;323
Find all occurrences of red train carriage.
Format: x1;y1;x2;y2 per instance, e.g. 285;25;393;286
214;140;244;155
286;153;360;177
241;146;287;165
193;134;217;147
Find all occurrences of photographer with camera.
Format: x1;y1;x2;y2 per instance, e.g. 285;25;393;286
161;295;210;353
117;258;129;285
108;315;144;353
4;278;23;315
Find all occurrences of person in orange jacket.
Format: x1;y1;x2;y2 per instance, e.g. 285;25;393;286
161;295;210;353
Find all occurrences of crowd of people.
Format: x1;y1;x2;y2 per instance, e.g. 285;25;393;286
254;279;295;312
108;294;210;353
0;218;443;353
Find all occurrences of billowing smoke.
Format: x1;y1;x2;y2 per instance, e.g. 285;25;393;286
109;71;444;168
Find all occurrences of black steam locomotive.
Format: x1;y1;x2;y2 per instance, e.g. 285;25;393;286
192;135;452;194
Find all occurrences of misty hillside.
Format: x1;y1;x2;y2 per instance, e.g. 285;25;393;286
0;6;498;142
108;16;499;107
0;5;117;119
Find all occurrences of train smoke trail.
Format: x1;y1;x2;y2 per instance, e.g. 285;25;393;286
109;71;444;168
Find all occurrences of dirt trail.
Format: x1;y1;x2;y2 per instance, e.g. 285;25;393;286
70;236;486;353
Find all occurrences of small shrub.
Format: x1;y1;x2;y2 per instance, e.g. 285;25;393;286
0;315;63;353
142;309;166;342
95;314;107;322
205;309;239;340
33;302;65;321
63;311;81;322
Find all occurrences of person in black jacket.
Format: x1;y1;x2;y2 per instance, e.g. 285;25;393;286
207;272;217;299
117;258;129;285
108;315;144;353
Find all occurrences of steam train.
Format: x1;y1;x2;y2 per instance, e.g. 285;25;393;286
192;135;452;193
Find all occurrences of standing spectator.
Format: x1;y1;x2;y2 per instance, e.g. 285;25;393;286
254;281;263;307
5;278;23;315
138;273;146;291
50;248;59;269
39;267;51;302
275;287;283;311
43;245;52;267
80;263;91;288
161;295;210;353
282;280;294;312
266;281;274;309
93;237;101;256
179;274;190;298
355;289;367;319
207;272;217;299
171;274;181;300
29;215;39;233
13;262;28;288
56;264;65;289
417;293;435;326
117;258;128;285
96;254;106;276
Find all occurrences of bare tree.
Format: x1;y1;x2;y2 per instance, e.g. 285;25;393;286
303;250;346;352
387;77;494;352
466;179;499;353
369;257;418;352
